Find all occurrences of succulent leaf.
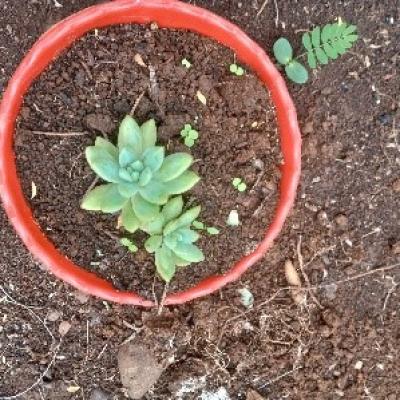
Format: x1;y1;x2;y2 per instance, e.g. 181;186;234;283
95;137;118;158
81;184;126;213
118;115;143;154
85;146;120;183
121;201;140;233
166;171;200;195
142;146;165;172
119;147;137;167
140;119;157;150
161;196;183;223
144;235;163;253
164;206;201;236
155;245;176;282
176;228;200;243
132;193;159;222
172;242;205;263
139;180;169;205
118;182;138;198
155;153;193;182
141;214;165;235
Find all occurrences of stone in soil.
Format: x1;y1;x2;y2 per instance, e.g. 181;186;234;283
118;343;163;399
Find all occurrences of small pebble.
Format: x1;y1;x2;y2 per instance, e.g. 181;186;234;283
354;361;363;370
252;158;264;170
335;214;348;229
47;310;61;322
392;178;400;193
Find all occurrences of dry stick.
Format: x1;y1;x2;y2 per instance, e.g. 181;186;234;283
31;130;89;137
273;0;279;27
0;285;55;343
83;176;99;198
130;90;146;116
256;0;269;18
157;283;169;315
296;236;323;309
0;343;62;400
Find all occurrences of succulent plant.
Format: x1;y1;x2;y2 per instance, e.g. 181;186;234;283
81;116;200;233
143;196;205;282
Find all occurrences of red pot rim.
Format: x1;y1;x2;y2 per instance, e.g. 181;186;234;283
0;0;301;307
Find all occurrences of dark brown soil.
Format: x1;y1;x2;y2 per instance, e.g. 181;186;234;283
1;1;399;399
15;24;279;297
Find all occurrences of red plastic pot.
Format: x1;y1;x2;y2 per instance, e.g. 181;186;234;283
0;0;301;307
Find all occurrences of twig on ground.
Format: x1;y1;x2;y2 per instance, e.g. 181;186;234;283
252;196;269;217
250;170;265;193
157;283;169;315
256;0;269;18
296;236;323;309
256;365;302;388
31;131;89;137
130;90;147;116
382;276;398;322
273;0;279;27
80;60;93;80
83;176;99;198
0;284;54;343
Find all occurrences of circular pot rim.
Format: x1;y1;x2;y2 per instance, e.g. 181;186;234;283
0;0;301;307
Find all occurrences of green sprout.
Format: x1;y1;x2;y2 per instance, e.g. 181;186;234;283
143;196;205;282
120;237;138;253
180;124;199;148
273;19;358;84
181;58;192;69
192;220;220;235
229;63;245;76
232;177;247;192
81;115;200;232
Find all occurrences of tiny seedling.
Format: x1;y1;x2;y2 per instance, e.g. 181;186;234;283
181;58;192;69
120;237;138;253
229;63;245;76
192;220;220;235
180;124;199;148
143;196;205;282
232;177;247;192
273;18;358;84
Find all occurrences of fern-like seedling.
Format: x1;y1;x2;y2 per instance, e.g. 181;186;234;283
302;19;358;68
273;18;358;84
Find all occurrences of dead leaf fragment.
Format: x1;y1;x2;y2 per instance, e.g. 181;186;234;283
134;53;147;68
31;182;37;199
196;90;207;105
284;259;305;305
67;385;80;393
247;389;266;400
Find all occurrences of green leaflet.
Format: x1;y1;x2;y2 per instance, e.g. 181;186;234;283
273;38;293;65
81;184;126;213
285;61;309;84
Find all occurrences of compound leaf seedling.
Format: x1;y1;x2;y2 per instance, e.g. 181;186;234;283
273;19;358;84
81;115;200;233
180;123;199;148
232;177;247;192
229;63;245;76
